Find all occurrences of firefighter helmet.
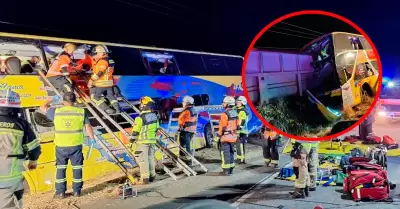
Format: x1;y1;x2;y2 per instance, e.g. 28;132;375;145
236;96;247;105
183;96;194;105
93;45;110;54
140;96;154;105
62;43;77;51
223;96;235;106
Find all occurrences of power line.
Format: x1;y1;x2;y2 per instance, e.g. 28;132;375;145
138;0;175;11
112;0;172;17
280;22;324;35
0;20;61;33
159;0;202;15
271;25;320;38
267;29;315;40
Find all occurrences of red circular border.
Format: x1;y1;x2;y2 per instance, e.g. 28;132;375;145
242;10;383;141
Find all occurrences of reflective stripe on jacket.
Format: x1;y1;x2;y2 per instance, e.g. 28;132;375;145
237;106;249;135
54;106;85;147
0;118;41;188
91;57;114;87
178;106;197;133
218;108;239;143
132;110;159;144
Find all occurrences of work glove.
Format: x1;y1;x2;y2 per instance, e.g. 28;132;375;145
27;160;37;170
89;138;96;145
178;126;184;132
51;95;62;105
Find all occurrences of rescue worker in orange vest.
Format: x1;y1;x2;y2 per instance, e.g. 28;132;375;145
46;43;77;94
262;126;280;168
0;107;41;209
214;96;239;176
177;96;197;164
87;45;121;114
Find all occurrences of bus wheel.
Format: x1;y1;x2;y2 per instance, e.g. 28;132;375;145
204;124;213;148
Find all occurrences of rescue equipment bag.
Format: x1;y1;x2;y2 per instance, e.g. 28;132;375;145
367;146;387;169
382;135;399;149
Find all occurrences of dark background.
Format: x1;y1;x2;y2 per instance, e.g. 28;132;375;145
1;0;399;77
254;14;359;50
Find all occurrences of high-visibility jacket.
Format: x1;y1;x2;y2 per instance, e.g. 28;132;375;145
264;129;278;141
217;108;239;143
291;139;319;149
132;110;159;144
237;106;249;135
46;51;73;77
91;57;115;87
178;106;197;133
54;106;85;147
0;116;41;188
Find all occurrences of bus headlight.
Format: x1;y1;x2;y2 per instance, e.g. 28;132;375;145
378;111;387;116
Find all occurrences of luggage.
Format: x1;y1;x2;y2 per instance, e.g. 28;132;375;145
382;135;399;149
343;160;392;202
278;167;294;179
340;149;365;172
366;147;387;169
363;135;382;144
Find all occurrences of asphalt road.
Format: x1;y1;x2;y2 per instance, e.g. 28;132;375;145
235;122;400;209
77;122;400;209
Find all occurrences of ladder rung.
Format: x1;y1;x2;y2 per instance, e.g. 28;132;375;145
118;122;131;125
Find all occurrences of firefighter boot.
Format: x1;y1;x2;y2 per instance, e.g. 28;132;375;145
136;178;149;185
304;186;309;197
149;175;156;183
228;167;234;175
291;188;305;198
73;191;81;197
219;169;230;176
54;193;66;199
309;187;316;192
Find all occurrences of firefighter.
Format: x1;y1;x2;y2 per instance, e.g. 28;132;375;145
131;96;159;185
40;92;95;199
87;45;121;114
20;56;41;74
291;140;311;198
215;96;239;176
178;96;197;164
308;142;319;192
359;113;375;141
235;96;249;164
262;126;280;168
46;43;77;94
0;107;41;209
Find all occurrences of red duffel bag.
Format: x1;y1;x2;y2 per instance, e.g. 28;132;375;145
351;185;390;202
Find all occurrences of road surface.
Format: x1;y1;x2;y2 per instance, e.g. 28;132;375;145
72;122;400;209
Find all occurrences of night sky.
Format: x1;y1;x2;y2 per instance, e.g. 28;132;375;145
255;14;360;50
1;0;399;77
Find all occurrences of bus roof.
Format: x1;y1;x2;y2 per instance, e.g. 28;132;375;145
0;32;243;59
300;31;363;51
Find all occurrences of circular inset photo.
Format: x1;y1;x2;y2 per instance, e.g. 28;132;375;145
243;10;382;141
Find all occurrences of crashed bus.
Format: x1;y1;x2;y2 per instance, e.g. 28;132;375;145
0;32;263;194
302;32;380;119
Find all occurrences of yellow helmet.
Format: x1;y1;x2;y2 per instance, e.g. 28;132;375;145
140;96;154;105
63;43;77;51
93;45;110;54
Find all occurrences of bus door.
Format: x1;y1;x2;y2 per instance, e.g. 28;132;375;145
335;50;358;107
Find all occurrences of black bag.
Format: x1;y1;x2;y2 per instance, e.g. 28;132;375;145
350;148;365;157
368;147;387;169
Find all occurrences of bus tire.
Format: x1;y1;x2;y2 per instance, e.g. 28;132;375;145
204;124;213;148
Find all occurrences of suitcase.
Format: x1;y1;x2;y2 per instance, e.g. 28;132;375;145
351;186;389;202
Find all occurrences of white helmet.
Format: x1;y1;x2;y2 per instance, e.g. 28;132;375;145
93;45;110;54
223;96;235;106
236;96;247;105
183;96;194;105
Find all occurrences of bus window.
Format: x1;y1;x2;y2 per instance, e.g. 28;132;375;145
172;52;206;75
106;46;148;75
224;57;242;75
141;51;179;75
333;33;365;55
335;51;357;82
202;55;229;75
0;38;43;75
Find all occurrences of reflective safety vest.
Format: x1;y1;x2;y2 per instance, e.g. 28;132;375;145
54;106;85;147
136;111;159;144
219;108;239;143
264;129;278;141
237;106;249;135
46;52;72;77
0;118;41;188
91;57;115;87
181;106;197;133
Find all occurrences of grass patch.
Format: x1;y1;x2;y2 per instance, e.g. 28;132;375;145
257;97;334;137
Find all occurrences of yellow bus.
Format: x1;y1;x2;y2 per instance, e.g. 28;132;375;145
301;32;380;109
0;32;263;194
